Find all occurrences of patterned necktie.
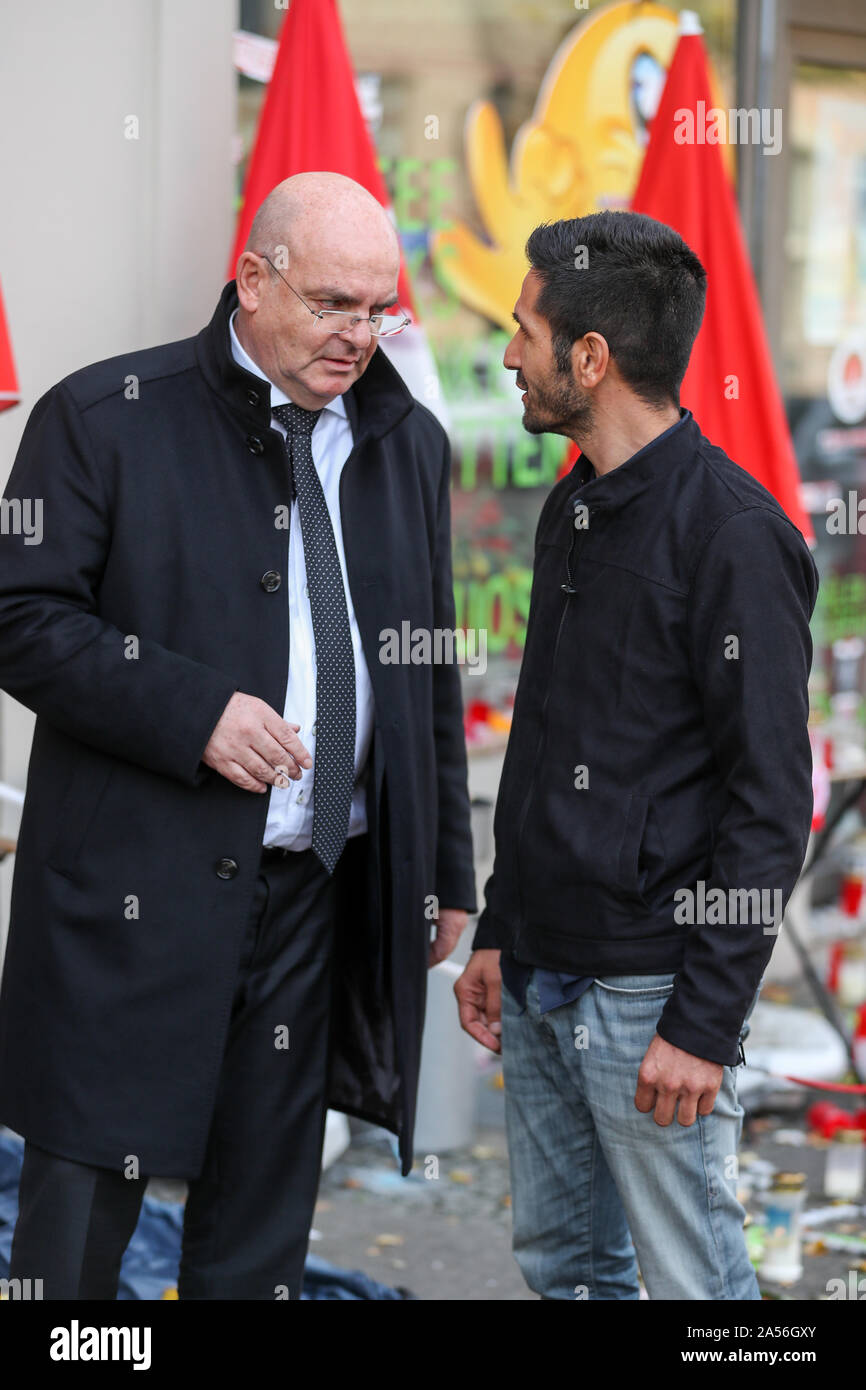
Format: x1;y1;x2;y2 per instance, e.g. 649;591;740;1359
271;402;356;874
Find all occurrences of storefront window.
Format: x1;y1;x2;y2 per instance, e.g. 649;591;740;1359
234;0;737;739
782;63;866;738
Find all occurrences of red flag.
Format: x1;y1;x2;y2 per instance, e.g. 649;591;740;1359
227;0;413;314
227;0;451;425
0;276;20;414
630;23;812;542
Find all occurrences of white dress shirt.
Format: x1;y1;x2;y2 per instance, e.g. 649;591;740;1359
229;308;375;849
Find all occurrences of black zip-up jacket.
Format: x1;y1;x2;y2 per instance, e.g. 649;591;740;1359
472;410;819;1065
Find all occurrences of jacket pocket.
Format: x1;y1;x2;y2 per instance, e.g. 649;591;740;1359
618;792;666;905
47;753;115;878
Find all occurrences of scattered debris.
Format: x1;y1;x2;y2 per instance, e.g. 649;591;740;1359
806;1232;866;1255
340;1167;427;1197
470;1144;499;1160
774;1129;808;1146
802;1203;865;1227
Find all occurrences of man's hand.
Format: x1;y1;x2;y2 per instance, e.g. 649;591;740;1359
202;693;312;792
428;907;468;968
454;949;502;1053
634;1033;724;1126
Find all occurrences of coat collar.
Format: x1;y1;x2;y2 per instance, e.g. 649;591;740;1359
195;280;415;446
227;304;348;422
563;409;700;516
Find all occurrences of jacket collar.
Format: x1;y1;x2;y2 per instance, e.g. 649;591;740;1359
564;408;699;515
195;280;415;445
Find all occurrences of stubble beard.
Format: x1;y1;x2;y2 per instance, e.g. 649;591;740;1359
521;369;594;439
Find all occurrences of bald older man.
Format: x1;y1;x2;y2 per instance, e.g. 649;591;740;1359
0;173;476;1299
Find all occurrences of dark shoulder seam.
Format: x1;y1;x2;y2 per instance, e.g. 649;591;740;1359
66;357;199;417
687;502;805;593
696;439;803;526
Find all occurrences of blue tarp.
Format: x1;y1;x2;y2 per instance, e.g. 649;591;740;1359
0;1130;410;1300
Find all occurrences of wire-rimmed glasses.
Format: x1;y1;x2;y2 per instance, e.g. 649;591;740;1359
260;254;411;337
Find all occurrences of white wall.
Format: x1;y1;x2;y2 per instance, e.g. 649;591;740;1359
0;0;238;950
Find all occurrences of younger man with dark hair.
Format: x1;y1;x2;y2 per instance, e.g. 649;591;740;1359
455;211;817;1300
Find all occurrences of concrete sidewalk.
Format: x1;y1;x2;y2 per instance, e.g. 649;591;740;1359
313;1090;865;1301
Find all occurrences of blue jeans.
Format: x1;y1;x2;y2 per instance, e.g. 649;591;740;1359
501;970;760;1300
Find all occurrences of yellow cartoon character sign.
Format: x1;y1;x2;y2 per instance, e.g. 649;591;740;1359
434;1;730;333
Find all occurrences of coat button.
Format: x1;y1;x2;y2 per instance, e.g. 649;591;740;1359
216;857;238;880
246;388;260;406
246;436;264;455
260;570;281;592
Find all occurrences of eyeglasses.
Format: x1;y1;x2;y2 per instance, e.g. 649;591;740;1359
260;255;411;337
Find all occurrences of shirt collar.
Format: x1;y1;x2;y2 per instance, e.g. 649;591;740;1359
228;306;347;420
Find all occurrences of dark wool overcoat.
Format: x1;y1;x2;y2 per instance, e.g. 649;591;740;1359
0;281;477;1177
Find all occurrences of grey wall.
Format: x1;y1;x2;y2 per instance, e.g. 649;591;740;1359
0;0;238;952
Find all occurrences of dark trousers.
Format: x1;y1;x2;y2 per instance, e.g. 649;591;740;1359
9;841;344;1300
